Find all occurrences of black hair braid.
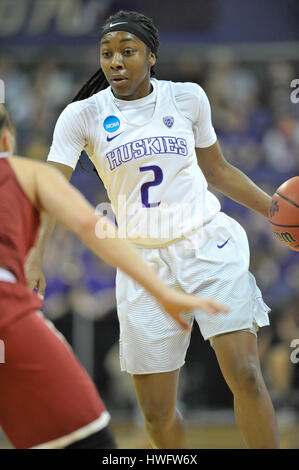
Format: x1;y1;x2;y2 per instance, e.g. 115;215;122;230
72;68;108;103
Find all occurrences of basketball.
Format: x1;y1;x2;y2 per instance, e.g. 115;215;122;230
268;176;299;251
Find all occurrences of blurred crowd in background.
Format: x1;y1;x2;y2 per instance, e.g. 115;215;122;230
1;0;299;421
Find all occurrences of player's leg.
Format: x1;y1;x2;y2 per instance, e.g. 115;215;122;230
116;248;193;449
0;310;114;449
132;369;187;449
180;212;278;447
211;329;279;448
64;425;117;449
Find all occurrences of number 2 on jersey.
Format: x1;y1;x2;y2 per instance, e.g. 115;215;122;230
139;165;163;208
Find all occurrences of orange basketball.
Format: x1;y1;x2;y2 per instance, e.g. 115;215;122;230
268;176;299;251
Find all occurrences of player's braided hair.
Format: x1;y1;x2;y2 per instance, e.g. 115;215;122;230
72;10;159;102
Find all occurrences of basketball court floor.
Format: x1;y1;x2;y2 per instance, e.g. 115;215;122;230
0;410;298;449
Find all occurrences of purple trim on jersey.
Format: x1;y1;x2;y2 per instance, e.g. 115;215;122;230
139;165;163;208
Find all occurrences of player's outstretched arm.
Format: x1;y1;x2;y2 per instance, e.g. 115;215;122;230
10;157;228;330
196;141;272;218
25;161;74;298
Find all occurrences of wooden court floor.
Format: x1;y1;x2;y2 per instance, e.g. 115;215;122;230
111;422;299;449
1;420;298;449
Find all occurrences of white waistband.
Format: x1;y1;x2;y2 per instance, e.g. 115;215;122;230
0;267;17;283
30;411;111;449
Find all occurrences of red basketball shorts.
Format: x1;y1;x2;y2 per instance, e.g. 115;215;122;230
0;310;109;449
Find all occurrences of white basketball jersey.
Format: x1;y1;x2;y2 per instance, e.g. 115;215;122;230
48;79;221;247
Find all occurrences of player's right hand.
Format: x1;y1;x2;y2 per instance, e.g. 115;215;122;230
159;288;229;331
25;253;46;300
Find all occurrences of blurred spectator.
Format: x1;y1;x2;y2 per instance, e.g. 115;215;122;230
259;299;299;411
0;55;38;151
206;56;260;114
32;56;75;138
262;113;299;173
267;61;297;116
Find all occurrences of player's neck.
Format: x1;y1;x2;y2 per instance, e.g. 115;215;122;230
112;79;153;101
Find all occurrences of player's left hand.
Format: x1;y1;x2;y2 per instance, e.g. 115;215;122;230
159;288;229;330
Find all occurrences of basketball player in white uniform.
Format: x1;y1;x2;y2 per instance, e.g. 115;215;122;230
27;11;279;448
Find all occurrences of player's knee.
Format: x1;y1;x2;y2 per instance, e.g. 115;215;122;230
142;403;175;433
232;361;264;396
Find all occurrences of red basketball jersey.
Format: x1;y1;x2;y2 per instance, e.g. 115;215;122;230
0;157;108;448
0;157;42;329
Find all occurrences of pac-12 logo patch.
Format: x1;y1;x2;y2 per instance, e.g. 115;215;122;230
163;116;174;128
103;115;120;133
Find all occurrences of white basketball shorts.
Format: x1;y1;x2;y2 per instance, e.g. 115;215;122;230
116;212;270;375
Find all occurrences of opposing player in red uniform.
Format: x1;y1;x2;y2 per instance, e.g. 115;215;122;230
0;104;227;449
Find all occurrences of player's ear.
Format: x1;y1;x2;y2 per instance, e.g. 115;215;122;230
148;52;156;69
1;128;12;153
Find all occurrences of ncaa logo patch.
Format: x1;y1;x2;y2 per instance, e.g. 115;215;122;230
163;116;174;128
103;115;120;133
